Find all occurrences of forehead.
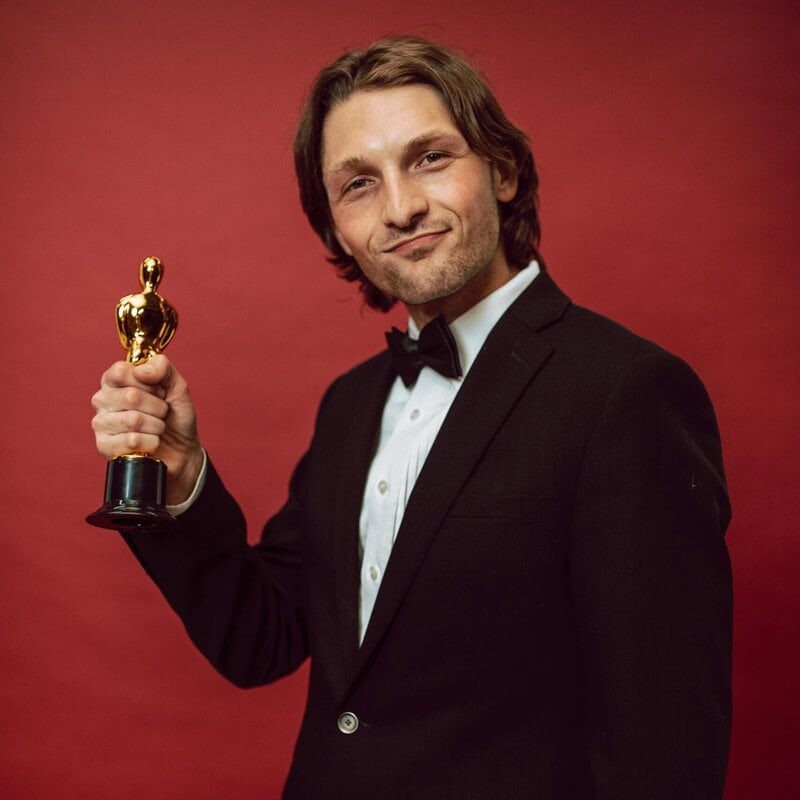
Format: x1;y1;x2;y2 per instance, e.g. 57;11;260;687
321;84;461;173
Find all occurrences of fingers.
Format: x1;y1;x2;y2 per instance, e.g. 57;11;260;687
94;431;162;459
91;383;169;416
91;355;199;463
92;359;172;458
91;398;168;458
92;408;167;437
129;354;174;388
99;356;179;400
141;354;192;408
123;355;191;410
101;360;159;392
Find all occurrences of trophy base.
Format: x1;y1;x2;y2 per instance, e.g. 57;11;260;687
86;455;176;532
86;501;177;531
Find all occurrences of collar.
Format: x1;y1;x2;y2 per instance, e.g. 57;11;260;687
406;260;541;378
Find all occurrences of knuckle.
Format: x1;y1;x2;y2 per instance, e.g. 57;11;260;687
125;410;144;432
126;432;158;454
146;353;166;377
111;437;131;458
95;434;113;457
122;386;140;408
108;361;129;384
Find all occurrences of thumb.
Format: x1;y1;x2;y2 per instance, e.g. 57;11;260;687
132;354;185;400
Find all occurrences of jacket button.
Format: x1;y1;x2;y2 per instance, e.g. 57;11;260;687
337;711;359;734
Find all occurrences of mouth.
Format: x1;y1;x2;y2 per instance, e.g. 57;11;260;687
384;230;448;254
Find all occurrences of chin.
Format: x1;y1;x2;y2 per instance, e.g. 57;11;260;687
390;276;468;306
392;288;443;306
378;259;476;306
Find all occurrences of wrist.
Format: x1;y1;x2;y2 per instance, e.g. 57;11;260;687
167;446;204;506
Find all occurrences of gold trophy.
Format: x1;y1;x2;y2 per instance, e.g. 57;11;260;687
86;256;179;530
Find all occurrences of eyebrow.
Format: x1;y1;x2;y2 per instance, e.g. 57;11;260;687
324;129;464;183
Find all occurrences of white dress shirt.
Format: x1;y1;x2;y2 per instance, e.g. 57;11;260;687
357;261;540;642
173;261;542;646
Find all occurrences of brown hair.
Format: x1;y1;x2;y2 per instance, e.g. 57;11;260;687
293;35;543;312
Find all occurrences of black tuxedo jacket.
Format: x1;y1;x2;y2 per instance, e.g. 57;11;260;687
124;272;732;799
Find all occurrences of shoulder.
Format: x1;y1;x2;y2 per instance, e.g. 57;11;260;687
555;302;667;366
312;349;391;421
543;301;709;403
510;270;707;401
557;303;725;481
323;349;390;396
549;304;730;525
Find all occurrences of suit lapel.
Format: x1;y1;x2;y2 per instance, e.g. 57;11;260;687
331;353;395;679
346;271;571;690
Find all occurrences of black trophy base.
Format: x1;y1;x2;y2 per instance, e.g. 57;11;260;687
86;455;177;531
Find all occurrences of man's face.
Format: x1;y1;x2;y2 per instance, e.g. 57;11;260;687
321;84;517;308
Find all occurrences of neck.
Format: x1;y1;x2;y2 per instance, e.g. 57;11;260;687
406;251;518;329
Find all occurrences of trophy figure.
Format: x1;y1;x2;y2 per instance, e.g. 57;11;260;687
86;256;179;531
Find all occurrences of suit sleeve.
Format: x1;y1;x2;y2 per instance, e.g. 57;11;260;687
121;378;340;689
568;352;733;799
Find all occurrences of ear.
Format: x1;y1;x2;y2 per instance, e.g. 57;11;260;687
332;226;353;257
491;162;518;203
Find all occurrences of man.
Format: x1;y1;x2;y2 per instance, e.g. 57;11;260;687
91;36;732;799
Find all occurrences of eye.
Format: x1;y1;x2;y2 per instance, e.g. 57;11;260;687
343;177;371;195
419;151;447;166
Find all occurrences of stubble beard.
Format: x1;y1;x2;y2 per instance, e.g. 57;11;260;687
371;208;502;306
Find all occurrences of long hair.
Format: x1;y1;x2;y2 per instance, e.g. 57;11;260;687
293;35;543;312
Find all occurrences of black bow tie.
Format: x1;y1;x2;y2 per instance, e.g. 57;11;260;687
385;315;463;387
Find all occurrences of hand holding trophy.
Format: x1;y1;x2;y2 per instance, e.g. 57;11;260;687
86;256;180;530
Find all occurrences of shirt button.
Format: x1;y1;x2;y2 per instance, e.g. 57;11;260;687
369;565;379;581
377;480;389;494
337;711;359;734
410;408;421;421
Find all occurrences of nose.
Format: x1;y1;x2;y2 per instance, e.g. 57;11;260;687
381;171;429;229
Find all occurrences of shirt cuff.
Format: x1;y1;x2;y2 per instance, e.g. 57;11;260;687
166;449;208;516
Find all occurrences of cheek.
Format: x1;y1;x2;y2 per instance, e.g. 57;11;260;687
332;211;374;258
431;169;494;225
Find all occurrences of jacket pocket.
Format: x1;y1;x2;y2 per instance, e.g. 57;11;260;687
446;491;550;520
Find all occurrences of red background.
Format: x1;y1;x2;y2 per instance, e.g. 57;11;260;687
1;1;797;797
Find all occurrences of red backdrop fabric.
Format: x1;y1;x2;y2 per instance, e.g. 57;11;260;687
1;1;797;797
